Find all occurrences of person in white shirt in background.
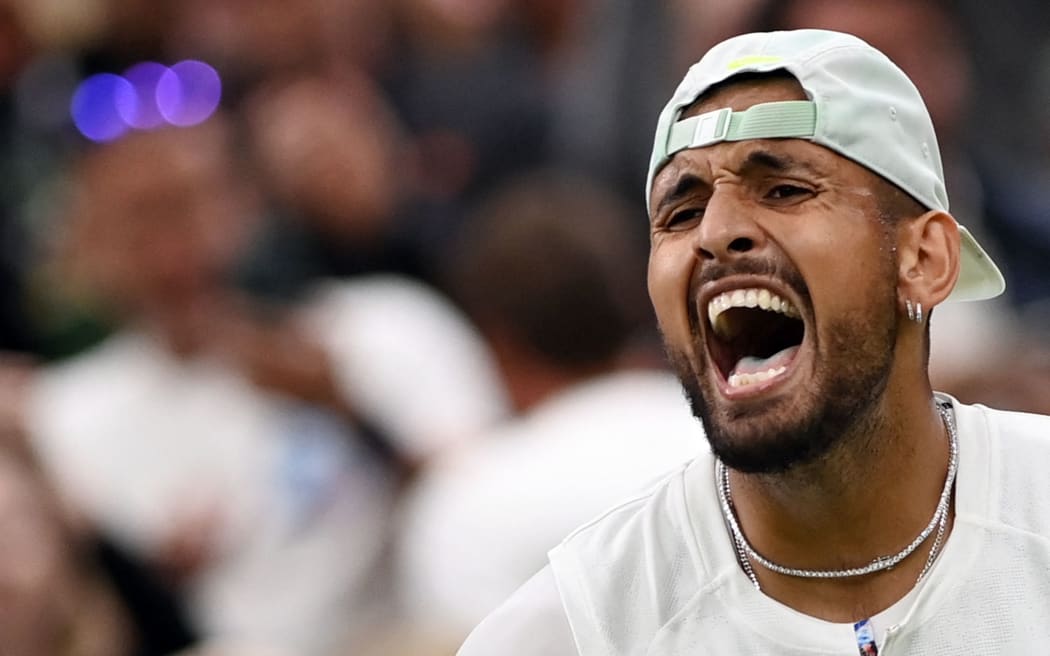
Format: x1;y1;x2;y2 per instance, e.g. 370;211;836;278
391;171;703;651
18;117;508;656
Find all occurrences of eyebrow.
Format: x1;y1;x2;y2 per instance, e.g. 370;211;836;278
654;173;706;216
653;147;825;216
739;149;822;177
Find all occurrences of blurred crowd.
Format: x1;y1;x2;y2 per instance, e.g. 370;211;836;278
0;0;1047;654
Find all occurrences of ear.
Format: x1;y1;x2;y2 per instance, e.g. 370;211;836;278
895;210;961;319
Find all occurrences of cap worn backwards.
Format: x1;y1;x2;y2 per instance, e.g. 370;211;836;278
646;29;1004;302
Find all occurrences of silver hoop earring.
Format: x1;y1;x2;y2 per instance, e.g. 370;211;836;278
906;299;915;321
915;302;923;324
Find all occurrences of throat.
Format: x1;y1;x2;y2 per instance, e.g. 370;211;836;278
722;402;958;612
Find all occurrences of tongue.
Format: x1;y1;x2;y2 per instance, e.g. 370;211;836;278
730;345;799;377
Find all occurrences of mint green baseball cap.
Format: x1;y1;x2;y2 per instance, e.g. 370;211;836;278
646;29;1005;302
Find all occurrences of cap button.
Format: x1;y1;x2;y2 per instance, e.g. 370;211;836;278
888;106;898;121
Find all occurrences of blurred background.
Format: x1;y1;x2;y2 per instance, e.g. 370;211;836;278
0;0;1047;654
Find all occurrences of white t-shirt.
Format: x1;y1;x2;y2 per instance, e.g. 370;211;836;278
28;275;508;655
460;398;1050;655
396;370;704;637
303;275;509;458
29;329;387;655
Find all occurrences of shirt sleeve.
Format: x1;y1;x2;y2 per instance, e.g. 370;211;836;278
457;566;578;656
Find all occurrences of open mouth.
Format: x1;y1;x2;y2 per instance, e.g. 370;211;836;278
705;287;806;391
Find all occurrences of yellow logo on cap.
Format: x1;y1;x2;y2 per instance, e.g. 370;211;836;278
727;55;783;70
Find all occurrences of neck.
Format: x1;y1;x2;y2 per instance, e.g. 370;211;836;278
725;386;954;620
138;290;232;359
485;329;617;414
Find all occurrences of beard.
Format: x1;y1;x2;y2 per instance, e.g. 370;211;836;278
666;261;899;475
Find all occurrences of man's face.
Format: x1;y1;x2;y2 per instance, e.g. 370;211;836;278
75;128;251;312
648;77;901;473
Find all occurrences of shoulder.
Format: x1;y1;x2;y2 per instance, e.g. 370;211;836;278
955;399;1050;453
458;567;578;656
545;458;712;654
302;274;509;456
397;376;703;635
28;331;156;433
552;456;700;563
953;398;1050;537
304;274;488;352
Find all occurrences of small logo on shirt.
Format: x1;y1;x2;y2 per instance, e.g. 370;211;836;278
854;619;878;655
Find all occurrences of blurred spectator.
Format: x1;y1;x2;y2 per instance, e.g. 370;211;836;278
950;0;1050;173
0;225;36;352
0;448;134;656
379;0;555;273
164;0;392;102
538;0;774;243
0;2;66;355
543;0;675;228
20;118;507;654
298;274;510;466
26;119;384;656
4;355;198;656
945;343;1050;414
393;171;703;646
235;71;422;301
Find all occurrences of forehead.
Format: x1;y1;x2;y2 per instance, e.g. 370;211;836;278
687;74;808;117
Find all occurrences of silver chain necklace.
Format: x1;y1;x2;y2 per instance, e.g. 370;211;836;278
717;402;958;590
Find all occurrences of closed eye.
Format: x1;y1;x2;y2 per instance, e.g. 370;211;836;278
665;207;704;230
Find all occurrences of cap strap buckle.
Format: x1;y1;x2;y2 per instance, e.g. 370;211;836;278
690;107;732;148
665;107;730;155
665;100;817;158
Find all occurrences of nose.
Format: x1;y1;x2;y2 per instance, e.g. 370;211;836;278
692;189;765;261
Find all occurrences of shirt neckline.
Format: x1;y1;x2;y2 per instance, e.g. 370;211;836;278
681;396;986;650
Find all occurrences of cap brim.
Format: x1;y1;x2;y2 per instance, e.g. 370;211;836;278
949;224;1006;302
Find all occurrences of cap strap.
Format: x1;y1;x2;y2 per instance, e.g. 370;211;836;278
665;100;817;157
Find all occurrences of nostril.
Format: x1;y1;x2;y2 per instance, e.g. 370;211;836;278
728;237;753;253
696;238;754;260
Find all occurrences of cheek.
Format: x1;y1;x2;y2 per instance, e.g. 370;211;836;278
647;240;696;346
779;215;892;316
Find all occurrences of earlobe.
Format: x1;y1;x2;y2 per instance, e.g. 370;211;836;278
896;210;961;318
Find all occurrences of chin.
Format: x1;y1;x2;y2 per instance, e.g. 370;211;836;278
668;318;898;475
701;392;842;474
677;362;832;473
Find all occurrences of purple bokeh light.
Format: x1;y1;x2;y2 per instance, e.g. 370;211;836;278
71;73;134;143
156;60;222;127
117;62;169;130
71;60;222;141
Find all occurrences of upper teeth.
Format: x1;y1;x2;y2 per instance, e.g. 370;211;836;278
707;287;799;333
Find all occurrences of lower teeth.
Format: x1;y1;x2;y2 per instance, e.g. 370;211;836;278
728;365;787;388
